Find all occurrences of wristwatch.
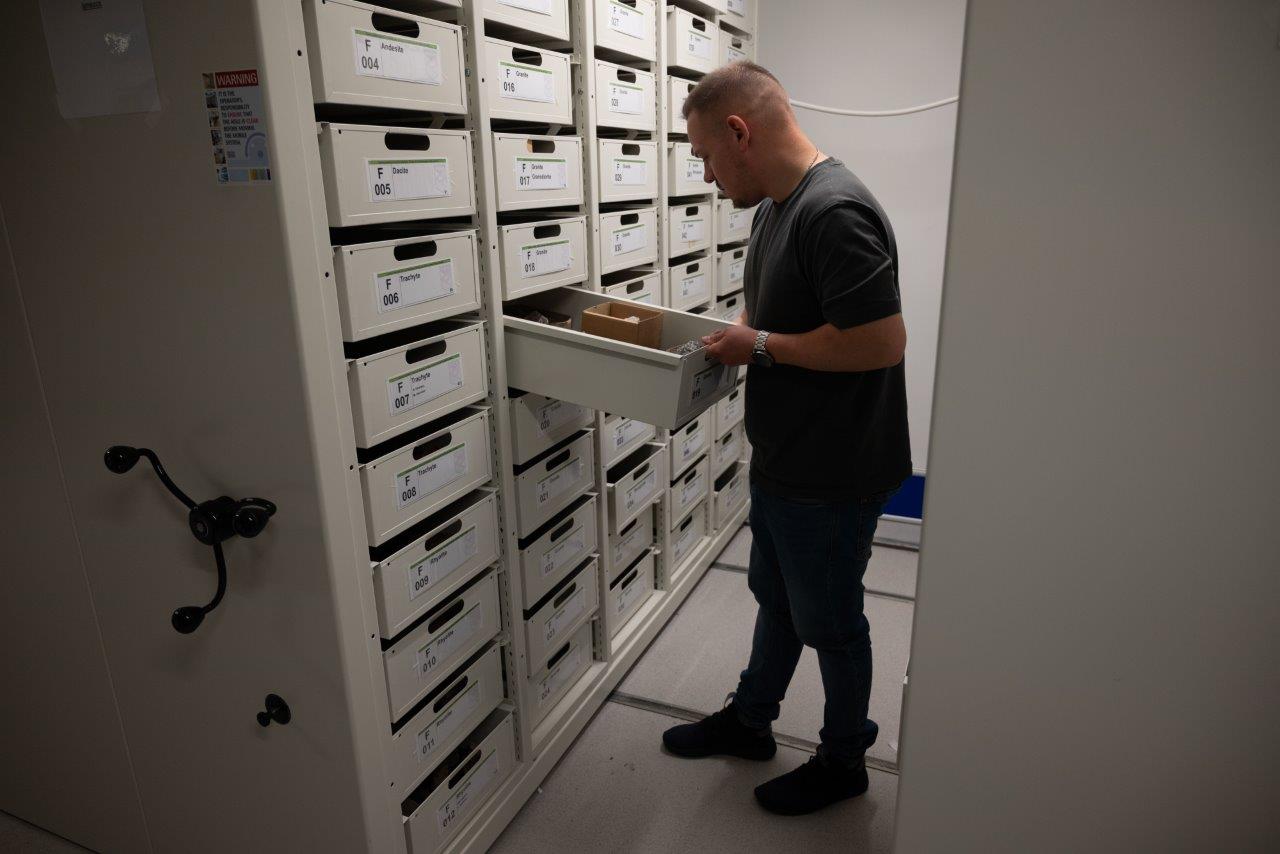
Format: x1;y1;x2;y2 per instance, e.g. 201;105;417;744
751;329;775;367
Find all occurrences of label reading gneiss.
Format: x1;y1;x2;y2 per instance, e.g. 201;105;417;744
541;525;586;578
680;273;707;300
374;258;456;315
686;29;713;61
499;62;555;104
395;443;468;509
407;524;479;601
415;681;480;763
608;82;644;115
436;747;499;834
623;468;657;514
367;158;451;203
684;157;703;182
612;158;647;186
537;456;584;506
352;29;441;86
515;157;568;191
536;399;586;436
417;602;482;680
679;218;705;243
611;225;647;257
543;589;586;644
520;239;573;279
387;353;464;417
607;0;645;39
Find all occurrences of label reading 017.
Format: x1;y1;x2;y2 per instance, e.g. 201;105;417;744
515;157;568;192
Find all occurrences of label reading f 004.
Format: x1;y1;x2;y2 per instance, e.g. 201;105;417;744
417;602;482;680
543;588;586;644
387;353;464;417
686;29;713;61
499;62;555;104
679;218;705;243
374;258;456;315
520;240;573;279
395;443;468;510
608;82;644;115
541;525;586;578
684;157;703;182
436;747;499;834
680;273;707;300
515;157;568;191
407;524;478;602
537;456;584;506
367;159;451;203
352;29;441;86
612;158;648;186
606;0;645;39
415;680;480;763
611;225;648;257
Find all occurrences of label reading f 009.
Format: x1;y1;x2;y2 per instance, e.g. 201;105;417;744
374;258;456;315
684;157;703;182
367;159;451;203
612;158;648;186
623;468;657;514
679;218;705;243
436;747;499;835
387;353;464;417
537;456;584;506
395;443;468;509
727;257;746;284
606;0;645;39
407;524;478;601
417;602;482;680
541;525;586;578
520;240;573;279
499;62;555;104
515;157;568;191
611;225;648;257
352;29;441;86
680;273;707;300
543;588;586;644
416;680;480;763
608;82;644;115
686;30;713;61
536;399;586;436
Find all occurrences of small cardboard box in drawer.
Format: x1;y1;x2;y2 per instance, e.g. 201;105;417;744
522;557;599;677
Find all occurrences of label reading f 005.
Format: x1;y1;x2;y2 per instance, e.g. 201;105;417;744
543;588;586;644
684;157;703;182
606;0;645;39
407;524;478;601
536;399;586;436
679;273;707;300
612;158;647;186
367;159;451;203
679;218;705;243
395;443;468;509
623;468;657;514
416;680;481;763
417;601;482;680
537;456;584;506
608;82;644;115
374;258;456;315
387;352;464;417
541;525;586;578
520;239;573;279
611;225;648;257
515;157;568;191
499;62;555;104
436;747;499;835
686;29;713;61
352;29;441;86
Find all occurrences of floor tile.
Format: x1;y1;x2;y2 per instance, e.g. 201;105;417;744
715;524;752;569
862;545;919;600
489;702;898;854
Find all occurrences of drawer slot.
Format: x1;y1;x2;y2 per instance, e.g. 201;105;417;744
598;140;659;204
607;443;667;535
522;556;600;677
596;59;656;132
517;494;599;608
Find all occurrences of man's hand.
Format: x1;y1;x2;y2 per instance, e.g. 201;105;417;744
702;324;757;366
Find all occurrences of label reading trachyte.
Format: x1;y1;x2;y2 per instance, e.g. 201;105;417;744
367;159;452;203
515;157;568;191
374;258;456;315
387;353;464;417
395;444;468;509
352;29;441;86
204;69;271;184
407;524;478;601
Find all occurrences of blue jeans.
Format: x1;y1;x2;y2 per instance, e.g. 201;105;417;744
734;483;896;767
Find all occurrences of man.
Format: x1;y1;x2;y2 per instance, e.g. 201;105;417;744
661;62;912;816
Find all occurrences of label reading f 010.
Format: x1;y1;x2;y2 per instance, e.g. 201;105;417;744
515;157;568;191
395;443;468;510
416;680;481;763
367;158;451;203
520;240;573;279
436;747;499;834
374;258;456;315
608;82;644;115
352;29;441;86
612;158;648;186
499;62;555;104
387;353;464;417
417;601;482;680
606;0;645;39
611;225;648;257
407;524;478;601
679;218;705;243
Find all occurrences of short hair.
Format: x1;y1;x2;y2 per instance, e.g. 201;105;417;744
681;61;791;125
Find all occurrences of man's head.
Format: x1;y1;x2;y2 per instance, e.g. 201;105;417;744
682;61;800;208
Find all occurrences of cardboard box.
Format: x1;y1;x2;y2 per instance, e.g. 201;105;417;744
581;302;663;348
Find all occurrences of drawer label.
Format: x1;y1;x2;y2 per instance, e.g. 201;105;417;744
616;573;647;617
727;208;752;235
723;476;746;510
718;432;742;466
541;525;587;578
623;468;657;515
543;588;586;644
720;393;743;425
727;45;747;63
396;443;468;510
417;601;483;680
374;257;457;315
536;398;586;436
367;158;452;203
612;518;648;565
408;524;479;602
608;82;644;115
611;158;648;187
680;470;706;508
387;353;464;417
689;364;723;403
436;747;499;835
499;0;553;14
539;645;584;708
537;456;585;506
606;0;645;40
727;0;745;14
679;426;705;463
515;157;568;191
416;680;481;763
612;417;649;450
520;239;573;279
679;218;705;243
611;225;648;257
718;303;741;323
352;29;442;87
679;272;707;301
499;62;555;104
686;29;714;61
726;257;746;286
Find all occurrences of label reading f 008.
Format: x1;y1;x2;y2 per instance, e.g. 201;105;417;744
374;258;456;315
417;601;482;680
686;30;714;61
680;273;707;300
611;225;648;257
416;680;480;763
436;747;499;834
606;0;645;39
352;29;441;86
612;158;647;186
499;62;555;104
407;524;478;601
684;157;703;182
367;158;451;203
520;240;573;279
537;456;584;506
679;218;705;243
387;352;464;417
395;443;468;510
608;82;644;115
515;157;568;191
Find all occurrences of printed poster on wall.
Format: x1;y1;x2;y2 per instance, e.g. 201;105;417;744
203;68;272;185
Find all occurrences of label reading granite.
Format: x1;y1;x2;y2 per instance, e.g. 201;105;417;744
608;82;644;114
607;1;645;39
680;218;705;243
415;681;480;763
520;240;573;279
611;225;648;256
515;157;568;191
612;158;647;186
499;62;555;104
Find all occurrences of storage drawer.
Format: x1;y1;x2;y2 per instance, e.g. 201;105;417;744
598;140;659;204
594;0;656;62
349;320;488;448
518;495;598;608
715;197;755;245
608;549;656;634
714;292;744;324
509;390;593;466
667;142;708;197
319;124;475;227
600;269;660;306
713;422;745;475
713;462;748;530
385;645;503;796
403;710;516;854
607;443;666;534
597;207;658;275
714;246;747;297
493;133;584;211
669;257;713;311
669;410;712;479
504;287;740;428
484;37;573;125
713;382;745;434
609;504;654;572
383;570;501;721
596;60;656;132
667;75;697;135
514;431;596;537
373;490;501;638
666;7;716;75
670;499;709;570
498;215;589;300
668;202;711;256
720;30;754;65
360;408;494;547
303;0;467;114
335;229;481;342
524;620;594;725
724;0;756;33
481;0;570;42
602;412;656;468
523;557;599;677
668;455;711;526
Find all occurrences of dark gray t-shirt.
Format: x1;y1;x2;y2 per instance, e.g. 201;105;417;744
743;158;911;501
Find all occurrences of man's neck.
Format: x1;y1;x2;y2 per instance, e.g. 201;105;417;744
765;135;823;203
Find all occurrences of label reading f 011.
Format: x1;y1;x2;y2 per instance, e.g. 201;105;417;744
417;602;482;680
686;29;713;61
541;525;587;578
611;225;648;257
395;443;468;509
499;62;555;104
352;29;441;86
680;273;707;300
684;157;703;182
679;218;705;243
515;157;568;191
608;82;644;115
612;158;648;186
520;240;573;279
367;158;451;203
416;680;481;763
606;0;645;39
436;747;499;834
374;258;456;315
387;353;464;417
537;456;584;506
407;524;478;601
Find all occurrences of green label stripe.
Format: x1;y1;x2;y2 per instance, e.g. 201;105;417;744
612;225;643;235
377;257;452;278
397;442;464;479
370;158;447;164
412;524;477;569
500;61;552;75
609;81;643;91
389;352;460;384
688;30;711;41
520;239;570;250
614;158;646;163
517;157;567;163
354;29;439;50
682;218;704;224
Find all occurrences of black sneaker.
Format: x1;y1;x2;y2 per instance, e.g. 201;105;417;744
662;697;777;761
754;755;870;815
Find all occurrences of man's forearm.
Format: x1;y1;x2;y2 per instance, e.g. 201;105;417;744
767;315;906;372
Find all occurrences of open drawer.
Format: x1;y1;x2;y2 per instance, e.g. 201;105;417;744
522;556;600;677
504;287;741;428
608;549;656;635
508;389;593;466
607;443;666;535
518;494;598;608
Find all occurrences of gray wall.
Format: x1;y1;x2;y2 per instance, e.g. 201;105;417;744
756;0;967;472
896;1;1280;850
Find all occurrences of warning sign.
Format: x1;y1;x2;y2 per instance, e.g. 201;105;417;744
203;68;271;185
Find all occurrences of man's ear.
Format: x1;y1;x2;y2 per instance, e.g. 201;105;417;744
726;115;750;149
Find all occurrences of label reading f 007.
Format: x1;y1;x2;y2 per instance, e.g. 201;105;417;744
684;157;703;182
436;747;499;834
417;602;482;680
606;0;645;39
374;258;456;315
499;62;555;104
520;239;573;279
611;225;648;257
387;353;464;417
612;158;647;186
679;218;705;243
543;588;586;644
395;443;468;509
352;29;441;86
515;157;568;191
679;273;707;300
608;82;644;115
537;456;584;506
407;524;478;601
367;159;451;203
686;29;713;61
415;680;480;763
541;525;586;578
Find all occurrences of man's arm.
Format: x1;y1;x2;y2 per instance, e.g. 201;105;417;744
702;314;906;371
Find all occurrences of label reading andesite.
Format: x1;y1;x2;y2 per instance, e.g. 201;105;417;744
367;158;451;203
515;157;568;191
679;218;705;243
520;239;573;279
415;681;480;763
612;158;648;186
608;82;644;115
606;0;645;40
611;225;648;257
537;456;585;506
499;62;555;104
407;524;479;602
387;353;464;417
374;258;456;315
436;748;499;834
395;443;468;510
541;525;586;578
417;602;482;680
352;29;441;86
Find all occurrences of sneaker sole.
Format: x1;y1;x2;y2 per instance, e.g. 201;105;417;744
662;738;778;761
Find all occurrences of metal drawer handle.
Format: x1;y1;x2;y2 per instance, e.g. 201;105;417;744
433;675;470;714
428;597;465;634
406;339;447;365
425;519;463;551
552;582;578;609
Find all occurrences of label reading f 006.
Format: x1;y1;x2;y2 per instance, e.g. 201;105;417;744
606;0;645;39
684;157;703;182
407;524;478;601
416;680;480;763
543;588;586;644
679;273;707;300
515;157;568;191
520;239;573;279
352;29;441;86
541;525;586;578
387;352;464;417
537;456;584;506
436;747;499;834
374;258;456;315
686;29;713;61
367;158;451;203
608;82;644;115
679;218;705;243
395;443;468;510
417;602;482;680
612;158;647;186
611;225;648;257
499;62;555;104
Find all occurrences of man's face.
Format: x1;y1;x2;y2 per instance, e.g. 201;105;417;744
687;109;766;209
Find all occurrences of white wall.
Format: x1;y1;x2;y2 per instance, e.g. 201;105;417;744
896;1;1280;850
756;0;967;472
